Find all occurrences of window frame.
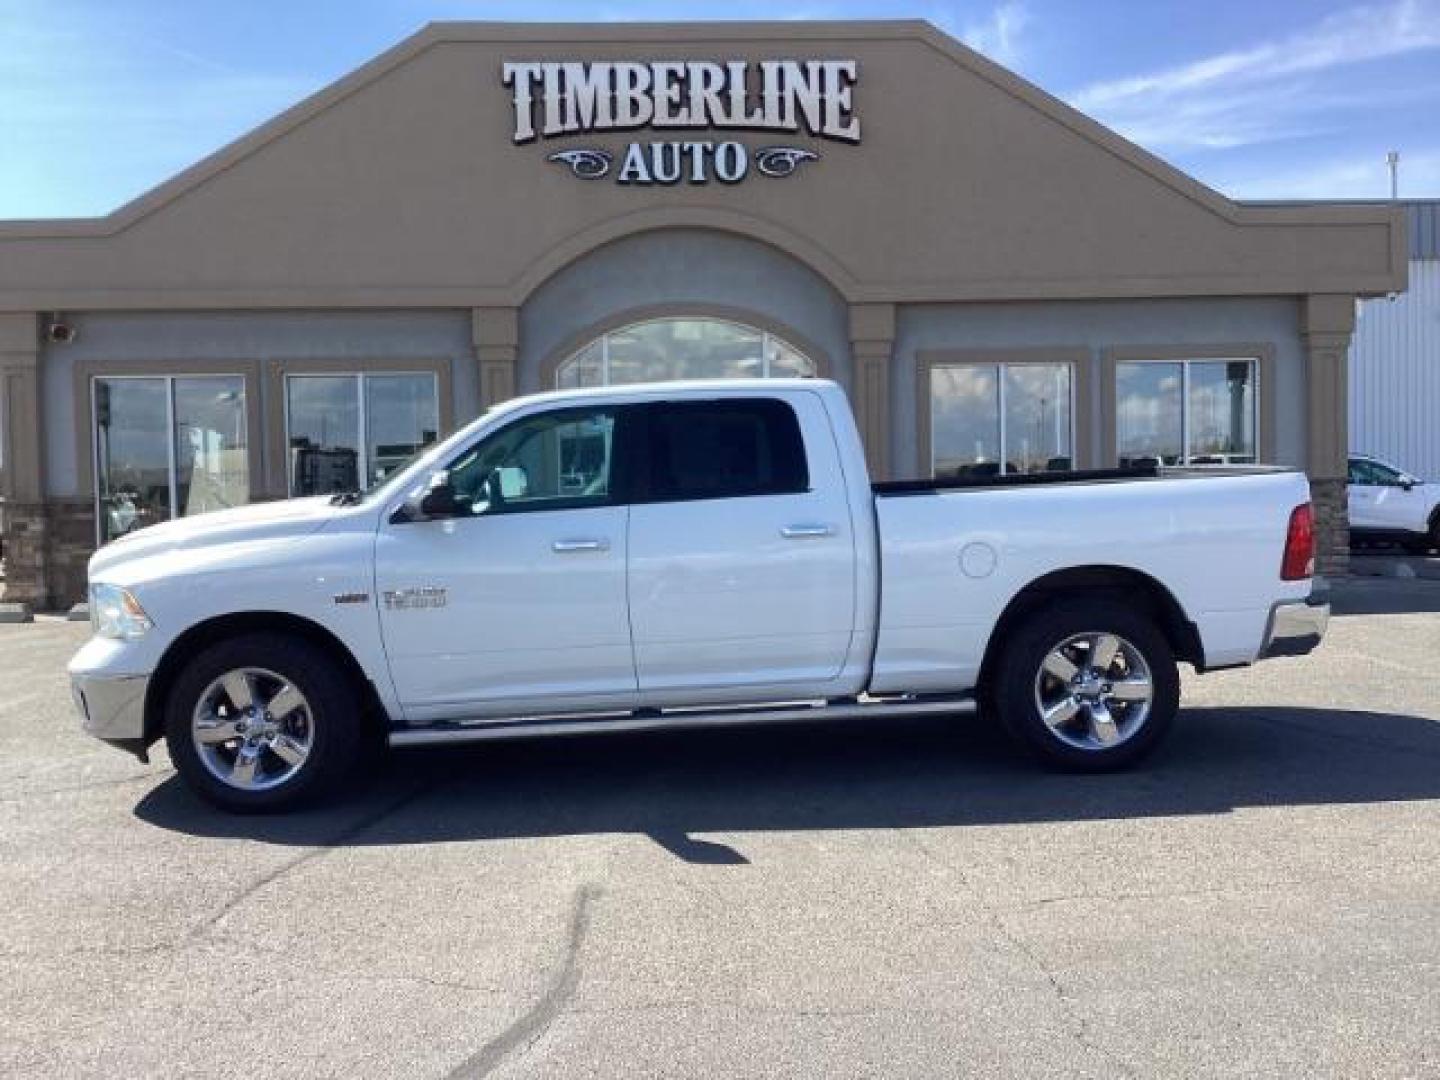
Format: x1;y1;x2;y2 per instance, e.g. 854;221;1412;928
1103;345;1275;468
1113;356;1259;466
282;370;441;497
264;357;452;498
553;315;818;389
88;371;251;545
918;349;1087;479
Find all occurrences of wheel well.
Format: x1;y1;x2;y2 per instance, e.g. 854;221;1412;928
976;567;1205;697
142;611;386;745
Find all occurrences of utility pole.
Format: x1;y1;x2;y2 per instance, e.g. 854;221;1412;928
1387;150;1399;200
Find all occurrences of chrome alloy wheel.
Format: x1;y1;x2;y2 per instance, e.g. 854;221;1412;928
1032;632;1154;751
191;667;314;791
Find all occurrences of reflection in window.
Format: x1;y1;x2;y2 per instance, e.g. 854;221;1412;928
931;363;1073;478
1348;457;1402;485
556;317;815;387
1117;359;1256;466
366;374;440;487
94;375;248;544
175;377;248;518
287;373;439;496
287;376;359;496
647;398;809;501
447;408;616;515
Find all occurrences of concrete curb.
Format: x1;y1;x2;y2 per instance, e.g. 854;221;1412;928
66;603;90;622
0;602;35;623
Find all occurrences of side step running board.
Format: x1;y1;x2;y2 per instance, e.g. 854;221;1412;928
388;696;977;748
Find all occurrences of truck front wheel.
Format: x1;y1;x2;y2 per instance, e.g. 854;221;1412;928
992;598;1180;771
164;633;363;812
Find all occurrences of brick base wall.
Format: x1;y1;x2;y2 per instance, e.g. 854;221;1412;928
1310;477;1349;579
48;499;96;607
0;499;94;609
1;501;51;606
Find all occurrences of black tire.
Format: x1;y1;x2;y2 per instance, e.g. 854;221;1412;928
990;597;1180;772
164;633;363;812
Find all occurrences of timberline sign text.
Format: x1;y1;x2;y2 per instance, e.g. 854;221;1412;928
502;59;860;185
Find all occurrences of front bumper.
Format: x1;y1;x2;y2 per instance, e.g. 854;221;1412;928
71;670;150;742
1260;584;1330;659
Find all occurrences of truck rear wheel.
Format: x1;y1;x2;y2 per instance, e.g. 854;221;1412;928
992;598;1179;771
164;633;363;812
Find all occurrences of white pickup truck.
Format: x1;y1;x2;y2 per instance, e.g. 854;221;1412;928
70;380;1328;811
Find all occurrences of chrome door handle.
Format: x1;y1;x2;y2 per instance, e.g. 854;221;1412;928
552;538;609;553
780;524;835;539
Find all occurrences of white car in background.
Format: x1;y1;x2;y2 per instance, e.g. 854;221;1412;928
1348;454;1440;553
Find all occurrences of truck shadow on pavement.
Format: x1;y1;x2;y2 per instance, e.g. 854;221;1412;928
133;705;1440;863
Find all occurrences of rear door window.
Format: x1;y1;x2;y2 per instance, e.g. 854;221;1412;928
640;398;809;503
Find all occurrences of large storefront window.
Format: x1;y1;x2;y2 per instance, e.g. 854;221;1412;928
930;362;1074;478
556;317;815;387
286;373;439;496
94;375;249;544
1116;359;1256;466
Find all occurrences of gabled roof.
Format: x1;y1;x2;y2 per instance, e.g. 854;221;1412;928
0;21;1406;309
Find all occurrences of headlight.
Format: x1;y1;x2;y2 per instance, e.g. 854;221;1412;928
89;584;153;640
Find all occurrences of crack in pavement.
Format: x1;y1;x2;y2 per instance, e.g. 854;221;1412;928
906;835;1138;1080
1024;880;1302;909
196;783;435;938
0;783;439;964
0;771;165;805
444;883;600;1080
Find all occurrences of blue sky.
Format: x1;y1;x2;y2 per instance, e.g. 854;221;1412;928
2;0;1437;218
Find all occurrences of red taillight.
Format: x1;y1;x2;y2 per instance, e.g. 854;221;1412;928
1281;502;1315;581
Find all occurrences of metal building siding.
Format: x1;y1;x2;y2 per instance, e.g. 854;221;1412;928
1409;201;1439;260
1349;259;1440;480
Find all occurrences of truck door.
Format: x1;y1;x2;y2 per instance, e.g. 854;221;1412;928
626;392;857;702
374;403;638;723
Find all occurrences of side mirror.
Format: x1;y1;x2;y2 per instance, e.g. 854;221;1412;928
398;471;459;522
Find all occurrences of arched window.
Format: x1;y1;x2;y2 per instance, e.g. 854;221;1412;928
556;317;816;388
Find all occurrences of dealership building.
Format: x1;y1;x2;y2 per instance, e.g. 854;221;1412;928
0;21;1407;606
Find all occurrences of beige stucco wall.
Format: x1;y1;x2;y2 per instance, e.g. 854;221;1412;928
0;22;1404;313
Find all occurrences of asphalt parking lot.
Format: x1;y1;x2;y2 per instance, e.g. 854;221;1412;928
2;579;1438;1079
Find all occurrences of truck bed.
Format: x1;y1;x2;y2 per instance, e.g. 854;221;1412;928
873;464;1294;496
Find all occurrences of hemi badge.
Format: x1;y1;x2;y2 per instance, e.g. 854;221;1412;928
333;592;370;605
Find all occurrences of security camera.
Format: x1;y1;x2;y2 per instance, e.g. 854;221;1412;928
44;318;76;344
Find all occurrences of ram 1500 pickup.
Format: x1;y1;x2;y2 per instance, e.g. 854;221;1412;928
70;380;1328;811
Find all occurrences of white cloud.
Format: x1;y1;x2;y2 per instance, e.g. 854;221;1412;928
958;2;1031;68
1074;0;1440;111
1068;0;1440;153
1216;150;1440;201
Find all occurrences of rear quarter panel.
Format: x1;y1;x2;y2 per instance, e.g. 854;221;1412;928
870;471;1312;693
